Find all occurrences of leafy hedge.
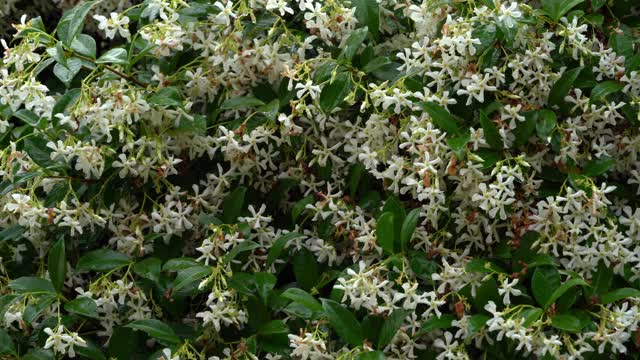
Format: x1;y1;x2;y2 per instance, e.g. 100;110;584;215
1;0;640;359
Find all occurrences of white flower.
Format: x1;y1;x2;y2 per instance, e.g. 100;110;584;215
213;1;236;25
498;278;522;305
93;12;131;40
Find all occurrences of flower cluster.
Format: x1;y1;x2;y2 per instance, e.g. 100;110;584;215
1;0;640;359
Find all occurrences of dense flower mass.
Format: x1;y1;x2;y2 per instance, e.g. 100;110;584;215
1;0;640;359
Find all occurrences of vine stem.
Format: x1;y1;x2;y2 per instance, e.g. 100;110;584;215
72;53;149;88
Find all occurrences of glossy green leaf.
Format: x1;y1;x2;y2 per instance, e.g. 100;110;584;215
8;277;55;293
319;72;352;112
548;67;582;106
376;212;395;254
222;186;247;223
591;81;623;101
281;288;323;313
551;314;584;333
221;96;265;110
601;288;640;304
71;34;97;58
48;238;66;293
541;0;585;21
65;297;99;319
480;109;503;149
267;232;303;266
126;319;180;345
536;109;557;141
583;156;615;177
421;102;460;135
353;0;379;38
543;277;589;309
77;249;130;272
0;329;16;355
322;299;364;347
173;265;212;292
399;208;420;253
416;314;454;336
531;266;561;309
339;27;369;62
378;309;408;348
57;0;98;46
96;48;128;65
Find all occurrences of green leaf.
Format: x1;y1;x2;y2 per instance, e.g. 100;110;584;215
149;87;182;107
258;320;289;335
548;67;582;106
48;238;66;293
585;261;613;299
543;277;589;309
13;109;41;127
447;130;470;158
590;81;623;101
52;88;82;121
465;259;506;274
222;186;247;223
173;265;212;292
293;249;319;291
0;225;26;242
257;99;280;121
376;212;395;254
132;257;162;282
531;266;561;309
126;319;180;345
225;240;261;263
163;257;199;271
53;58;82;87
282;288;323;313
220;96;265;110
541;0;585;21
362;57;390;73
513;111;537;147
47;42;67;67
339;27;369;62
75;340;106;360
519;307;543;326
292;195;314;223
568;173;593;196
0;329;16;355
57;0;98;46
378;309;408;348
349;163;365;197
319;72;352;112
591;0;607;10
96;48;128;65
76;249;130;272
267;232;303;266
353;0;379;38
71;34;97;58
322;299;364;346
357;351;385;360
8;277;55;293
24;137;57;168
254;272;277;304
479;109;503;149
536;109;557;141
551;314;584;332
601;288;640;304
420;102;460;135
399;208;420;253
416;314;454;336
468;314;490;334
64;297;99;319
583;156;615;177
